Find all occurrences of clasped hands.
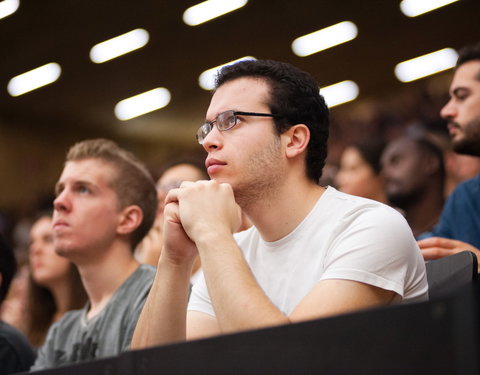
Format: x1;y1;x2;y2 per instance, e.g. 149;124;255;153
161;180;242;264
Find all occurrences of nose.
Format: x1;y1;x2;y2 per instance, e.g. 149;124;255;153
202;125;223;152
53;189;71;213
29;239;43;258
440;99;456;120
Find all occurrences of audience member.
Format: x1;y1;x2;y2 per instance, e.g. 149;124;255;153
0;234;35;374
381;135;445;238
26;211;87;347
334;140;387;203
131;59;427;349
31;138;157;370
418;42;480;268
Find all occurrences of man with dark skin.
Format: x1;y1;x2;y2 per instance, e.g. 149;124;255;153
381;135;445;238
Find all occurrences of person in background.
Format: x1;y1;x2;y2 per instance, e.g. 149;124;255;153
32;138;157;370
131;59;427;350
334;140;388;204
26;211;87;347
0;233;35;374
381;135;445;239
418;42;480;269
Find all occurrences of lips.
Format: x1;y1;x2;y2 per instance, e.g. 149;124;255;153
205;158;227;174
53;220;68;231
447;122;461;135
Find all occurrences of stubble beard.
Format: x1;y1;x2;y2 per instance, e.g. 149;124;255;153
452;115;480;156
233;136;284;211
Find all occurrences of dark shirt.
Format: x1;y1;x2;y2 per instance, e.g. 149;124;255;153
0;320;35;374
431;174;480;248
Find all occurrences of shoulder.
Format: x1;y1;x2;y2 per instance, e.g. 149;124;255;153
46;309;84;338
0;321;35;373
450;174;480;195
322;187;407;229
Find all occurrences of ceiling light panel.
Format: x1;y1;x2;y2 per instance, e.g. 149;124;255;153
198;56;256;91
183;0;248;26
7;63;61;97
114;88;171;121
394;48;458;83
400;0;460;17
90;28;149;64
320;80;359;108
292;21;358;57
0;0;19;20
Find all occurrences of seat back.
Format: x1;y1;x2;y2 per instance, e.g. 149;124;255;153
425;251;478;300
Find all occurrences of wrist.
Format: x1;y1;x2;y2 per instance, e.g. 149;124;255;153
194;230;236;254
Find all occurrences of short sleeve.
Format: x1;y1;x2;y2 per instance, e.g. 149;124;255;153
320;205;422;298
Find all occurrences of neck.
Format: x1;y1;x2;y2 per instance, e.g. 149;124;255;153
74;242;139;319
243;176;325;242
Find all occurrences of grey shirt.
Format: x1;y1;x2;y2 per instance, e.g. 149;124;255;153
31;264;155;371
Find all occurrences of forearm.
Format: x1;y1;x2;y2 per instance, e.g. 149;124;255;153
131;257;193;349
197;233;290;333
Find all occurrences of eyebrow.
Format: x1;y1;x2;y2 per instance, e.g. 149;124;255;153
54;179;95;195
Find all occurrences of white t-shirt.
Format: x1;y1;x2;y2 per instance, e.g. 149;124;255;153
188;187;428;317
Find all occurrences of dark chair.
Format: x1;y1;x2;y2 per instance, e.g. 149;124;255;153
425;250;478;300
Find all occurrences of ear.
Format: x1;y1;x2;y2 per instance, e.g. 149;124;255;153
117;205;144;235
282;124;310;159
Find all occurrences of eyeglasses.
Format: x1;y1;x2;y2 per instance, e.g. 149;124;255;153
196;110;277;144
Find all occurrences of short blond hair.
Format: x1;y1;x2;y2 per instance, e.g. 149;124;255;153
66;138;157;249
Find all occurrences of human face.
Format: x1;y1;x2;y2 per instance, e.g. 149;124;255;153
156;164;206;215
381;138;426;206
202;77;285;205
29;216;71;288
335;147;380;199
440;61;480;156
53;159;124;260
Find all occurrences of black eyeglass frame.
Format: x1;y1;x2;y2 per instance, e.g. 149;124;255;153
196;110;279;144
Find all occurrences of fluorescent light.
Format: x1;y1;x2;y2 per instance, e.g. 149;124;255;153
90;28;149;63
114;88;171;121
395;48;458;83
321;80;359;108
292;21;358;57
198;56;256;90
7;63;61;96
400;0;460;17
183;0;248;26
0;0;19;20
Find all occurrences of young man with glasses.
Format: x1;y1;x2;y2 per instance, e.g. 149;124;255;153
132;59;428;348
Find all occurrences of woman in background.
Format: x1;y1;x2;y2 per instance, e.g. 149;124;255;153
335;140;388;204
26;212;87;347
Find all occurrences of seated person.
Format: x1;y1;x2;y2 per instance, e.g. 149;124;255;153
335;139;387;204
131;59;428;349
0;233;35;374
26;211;87;347
381;134;445;239
418;42;480;269
32;139;157;370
